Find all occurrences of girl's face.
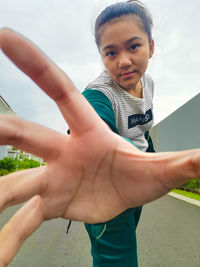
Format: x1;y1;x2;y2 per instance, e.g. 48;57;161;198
99;17;154;93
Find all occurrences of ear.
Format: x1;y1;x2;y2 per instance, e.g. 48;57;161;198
149;39;154;59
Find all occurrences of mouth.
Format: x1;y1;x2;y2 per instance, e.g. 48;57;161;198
120;71;137;79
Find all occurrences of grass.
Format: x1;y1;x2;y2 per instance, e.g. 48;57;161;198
171;189;200;201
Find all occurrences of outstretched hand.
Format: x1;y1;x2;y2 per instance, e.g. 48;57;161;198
0;29;199;266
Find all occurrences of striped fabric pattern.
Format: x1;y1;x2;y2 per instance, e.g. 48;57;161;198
85;71;154;151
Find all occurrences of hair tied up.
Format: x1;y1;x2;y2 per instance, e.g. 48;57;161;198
95;0;153;47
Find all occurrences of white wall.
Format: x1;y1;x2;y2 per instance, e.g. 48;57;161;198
0;96;15;159
151;93;200;152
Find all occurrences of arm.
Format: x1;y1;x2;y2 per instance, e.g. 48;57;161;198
82;89;140;148
0;28;199;266
82;89;119;134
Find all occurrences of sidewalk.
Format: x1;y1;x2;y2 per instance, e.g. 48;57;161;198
168;192;200;207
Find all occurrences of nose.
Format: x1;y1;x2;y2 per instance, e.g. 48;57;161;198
118;52;132;69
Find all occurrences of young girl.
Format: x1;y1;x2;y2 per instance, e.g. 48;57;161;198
1;5;200;266
82;1;155;266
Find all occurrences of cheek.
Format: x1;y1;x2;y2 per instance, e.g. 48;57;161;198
103;59;115;73
136;51;150;68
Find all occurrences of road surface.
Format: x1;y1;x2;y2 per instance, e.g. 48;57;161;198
0;195;199;266
137;195;200;267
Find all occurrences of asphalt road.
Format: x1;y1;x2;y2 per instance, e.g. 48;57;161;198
0;195;199;267
137;195;200;267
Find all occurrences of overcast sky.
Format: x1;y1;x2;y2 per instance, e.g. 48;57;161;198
0;0;200;133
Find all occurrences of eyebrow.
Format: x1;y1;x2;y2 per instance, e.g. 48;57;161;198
102;36;143;52
126;36;143;44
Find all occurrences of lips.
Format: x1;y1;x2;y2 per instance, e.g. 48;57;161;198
120;71;136;79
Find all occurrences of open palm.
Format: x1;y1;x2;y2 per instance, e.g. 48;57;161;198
0;29;199;266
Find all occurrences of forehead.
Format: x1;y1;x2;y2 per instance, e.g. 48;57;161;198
99;16;147;49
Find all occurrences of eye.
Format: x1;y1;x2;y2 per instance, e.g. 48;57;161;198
106;51;116;57
130;44;140;51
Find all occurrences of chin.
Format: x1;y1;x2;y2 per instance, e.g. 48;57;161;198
121;83;136;91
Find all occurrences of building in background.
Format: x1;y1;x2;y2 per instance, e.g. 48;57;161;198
151;93;200;152
0;95;16;160
0;95;43;163
0;95;15;115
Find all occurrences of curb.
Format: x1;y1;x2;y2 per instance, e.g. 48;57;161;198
167;192;200;207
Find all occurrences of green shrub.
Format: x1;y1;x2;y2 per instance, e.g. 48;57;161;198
0;157;41;175
179;178;200;193
0;157;17;172
18;158;41;170
0;169;11;176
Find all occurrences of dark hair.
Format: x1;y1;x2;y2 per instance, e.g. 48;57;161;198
95;0;153;47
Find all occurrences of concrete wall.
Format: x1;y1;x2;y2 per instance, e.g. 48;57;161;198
150;93;200;152
0;146;7;159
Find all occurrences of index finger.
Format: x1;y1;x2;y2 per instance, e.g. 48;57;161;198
0;28;105;134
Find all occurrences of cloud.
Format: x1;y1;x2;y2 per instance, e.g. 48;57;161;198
0;0;200;132
144;0;200;124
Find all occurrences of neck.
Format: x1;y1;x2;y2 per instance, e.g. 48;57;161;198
128;81;143;98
